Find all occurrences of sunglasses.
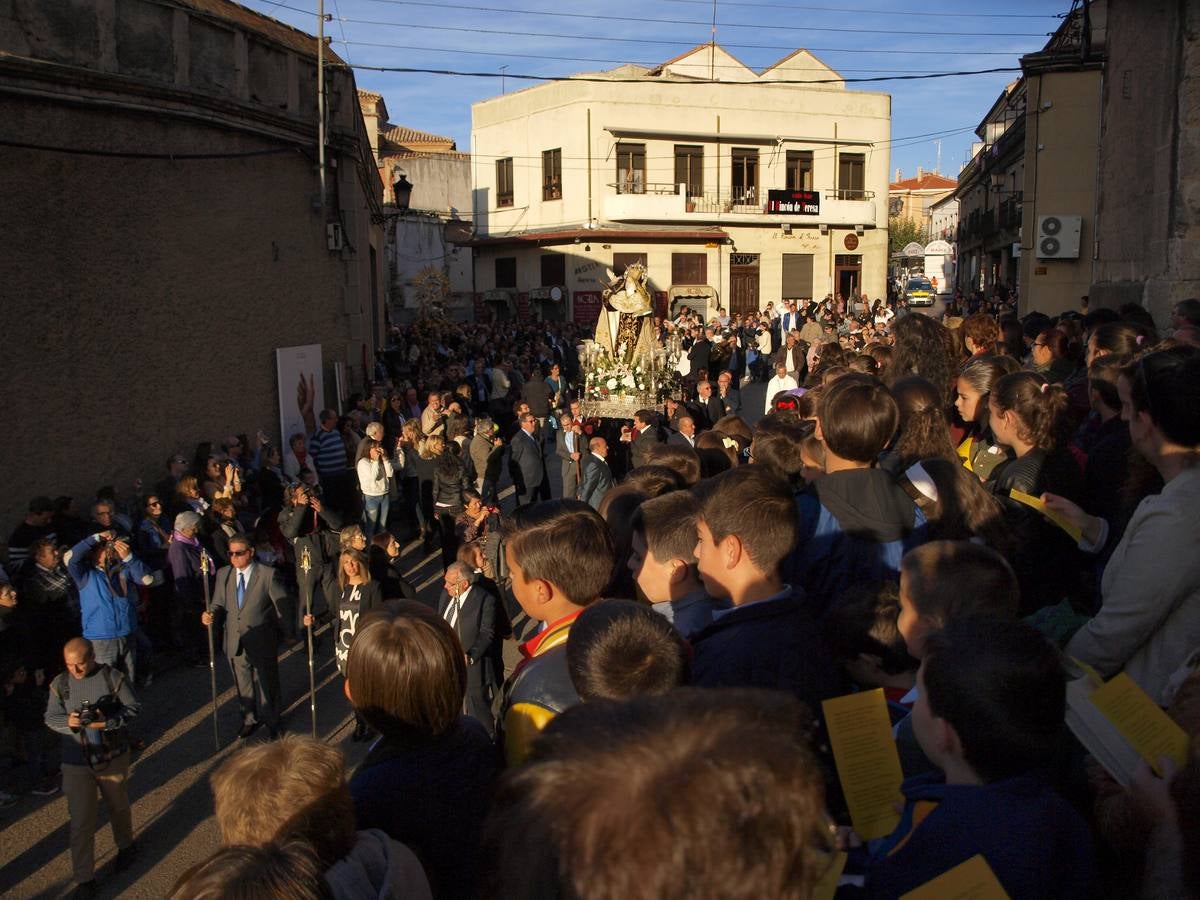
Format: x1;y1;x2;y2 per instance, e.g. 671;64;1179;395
230;549;252;557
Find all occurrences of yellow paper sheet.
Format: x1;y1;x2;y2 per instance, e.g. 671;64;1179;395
822;689;904;841
1090;672;1190;776
1008;489;1084;543
900;854;1010;900
1069;656;1105;686
810;850;848;900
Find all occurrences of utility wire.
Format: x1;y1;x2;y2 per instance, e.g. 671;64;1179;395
339;61;1021;86
336;40;961;72
356;0;1051;37
653;0;1062;17
252;5;1034;55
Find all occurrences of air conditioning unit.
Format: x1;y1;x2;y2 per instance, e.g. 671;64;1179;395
1035;215;1081;259
326;222;344;252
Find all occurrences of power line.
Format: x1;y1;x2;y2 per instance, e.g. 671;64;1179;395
356;0;1051;37
334;39;981;74
654;0;1062;17
252;4;1035;56
338;20;1032;55
340;61;1021;87
330;0;352;65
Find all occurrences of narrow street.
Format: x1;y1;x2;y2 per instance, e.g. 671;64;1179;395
1;381;768;899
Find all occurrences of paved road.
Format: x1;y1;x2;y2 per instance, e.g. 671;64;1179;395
1;382;770;898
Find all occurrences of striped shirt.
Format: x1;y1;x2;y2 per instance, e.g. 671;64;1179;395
308;427;348;474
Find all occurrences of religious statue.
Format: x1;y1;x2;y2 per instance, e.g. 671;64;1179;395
595;262;656;364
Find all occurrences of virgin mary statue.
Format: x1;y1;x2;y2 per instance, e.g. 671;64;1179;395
594;262;655;363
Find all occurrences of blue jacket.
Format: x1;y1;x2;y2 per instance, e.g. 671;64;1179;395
788;469;928;613
68;535;150;640
864;772;1095;899
691;588;845;715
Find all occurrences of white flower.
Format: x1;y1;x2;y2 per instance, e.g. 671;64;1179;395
622;374;636;389
606;378;618;389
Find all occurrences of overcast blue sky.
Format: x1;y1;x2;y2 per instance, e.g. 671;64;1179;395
244;0;1068;181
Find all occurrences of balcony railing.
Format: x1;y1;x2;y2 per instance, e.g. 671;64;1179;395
602;183;877;224
831;188;876;201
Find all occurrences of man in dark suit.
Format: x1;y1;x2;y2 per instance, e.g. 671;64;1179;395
687;327;711;380
579;438;615;510
696;381;724;430
201;535;290;739
278;483;342;640
439;562;501;734
667;415;698;448
466;357;492;416
508;412;548;507
628;409;662;469
716;371;742;415
554;413;582;500
774;334;806;382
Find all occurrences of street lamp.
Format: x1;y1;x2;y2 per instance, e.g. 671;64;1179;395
393;173;413;210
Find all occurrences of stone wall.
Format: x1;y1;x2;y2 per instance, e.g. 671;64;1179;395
0;0;383;534
1090;0;1200;323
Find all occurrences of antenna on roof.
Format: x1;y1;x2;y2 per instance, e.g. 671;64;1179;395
710;0;718;81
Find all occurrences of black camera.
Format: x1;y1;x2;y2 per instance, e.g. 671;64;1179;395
78;700;98;727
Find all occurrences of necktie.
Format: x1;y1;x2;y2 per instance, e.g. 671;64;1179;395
237;572;246;610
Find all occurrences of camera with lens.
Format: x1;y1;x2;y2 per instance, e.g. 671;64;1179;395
78;700;98;727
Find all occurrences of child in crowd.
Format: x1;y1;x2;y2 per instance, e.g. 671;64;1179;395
627;491;728;639
824;581;917;724
788;377;927;611
690;467;843;714
169;840;334;900
480;689;833;900
345;603;499;899
897;540;1020;660
207;735;430;900
893;540;1021;776
799;432;826;486
498;500;616;765
864;617;1095;899
985;371;1085;613
564;599;689;702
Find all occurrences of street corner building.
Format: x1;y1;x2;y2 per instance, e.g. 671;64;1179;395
468;44;892;325
0;0;386;527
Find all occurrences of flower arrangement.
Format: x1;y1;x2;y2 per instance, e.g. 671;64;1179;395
584;350;650;401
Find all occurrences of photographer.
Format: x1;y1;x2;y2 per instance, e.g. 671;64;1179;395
278;482;342;640
45;637;140;899
68;530;152;684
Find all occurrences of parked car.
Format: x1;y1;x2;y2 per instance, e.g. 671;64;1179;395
903;276;936;307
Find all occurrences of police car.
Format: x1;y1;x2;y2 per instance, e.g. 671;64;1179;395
903;277;936;307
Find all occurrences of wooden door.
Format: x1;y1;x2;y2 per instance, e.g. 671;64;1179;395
730;267;760;317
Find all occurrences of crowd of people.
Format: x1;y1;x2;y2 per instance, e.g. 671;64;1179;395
2;295;1200;899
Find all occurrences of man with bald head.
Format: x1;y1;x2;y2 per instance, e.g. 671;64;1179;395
579;438;615;511
46;637;140;898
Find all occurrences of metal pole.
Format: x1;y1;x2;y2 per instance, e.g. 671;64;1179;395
200;552;220;751
317;0;326;209
301;547;318;738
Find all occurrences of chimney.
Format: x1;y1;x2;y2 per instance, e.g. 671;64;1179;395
917;166;924;179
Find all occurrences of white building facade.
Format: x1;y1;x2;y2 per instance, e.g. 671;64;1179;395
470;46;891;323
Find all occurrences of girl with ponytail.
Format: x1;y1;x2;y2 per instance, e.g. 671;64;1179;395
985;371;1085;613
